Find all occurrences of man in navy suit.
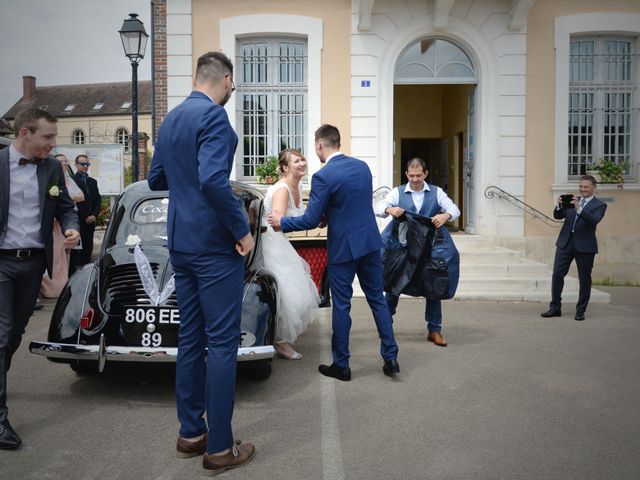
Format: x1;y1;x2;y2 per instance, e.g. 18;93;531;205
0;107;79;449
148;52;255;475
541;175;607;321
269;124;399;381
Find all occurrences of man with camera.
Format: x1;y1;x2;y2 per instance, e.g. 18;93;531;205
541;175;607;321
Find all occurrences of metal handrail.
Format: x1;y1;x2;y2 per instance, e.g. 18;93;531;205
484;185;563;227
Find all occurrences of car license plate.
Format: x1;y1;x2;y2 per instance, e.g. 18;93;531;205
123;305;180;347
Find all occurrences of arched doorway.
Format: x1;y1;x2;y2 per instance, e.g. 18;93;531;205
393;37;477;232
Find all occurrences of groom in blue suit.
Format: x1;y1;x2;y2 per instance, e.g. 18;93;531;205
270;125;399;381
148;52;255;474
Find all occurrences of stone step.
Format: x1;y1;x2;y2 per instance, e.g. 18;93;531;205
450;235;497;250
453;289;611;304
459;248;522;262
461;261;551;276
457;276;570;291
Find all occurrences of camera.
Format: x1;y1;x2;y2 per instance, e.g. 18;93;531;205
561;194;575;208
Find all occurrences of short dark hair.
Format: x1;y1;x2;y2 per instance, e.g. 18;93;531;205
195;51;233;84
314;124;341;148
75;154;88;163
406;157;428;172
14;106;57;135
581;174;597;186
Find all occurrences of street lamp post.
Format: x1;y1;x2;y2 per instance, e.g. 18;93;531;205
119;13;149;183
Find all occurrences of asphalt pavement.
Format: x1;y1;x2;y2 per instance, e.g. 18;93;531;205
2;287;640;479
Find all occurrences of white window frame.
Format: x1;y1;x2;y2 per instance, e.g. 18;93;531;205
220;15;323;180
555;13;640;186
235;36;308;179
115;127;130;153
568;36;636;177
72;129;85;145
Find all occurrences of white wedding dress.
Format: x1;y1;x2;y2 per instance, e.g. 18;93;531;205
261;181;319;343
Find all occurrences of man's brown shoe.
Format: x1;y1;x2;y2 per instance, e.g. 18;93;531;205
427;331;447;347
176;433;208;458
203;442;255;476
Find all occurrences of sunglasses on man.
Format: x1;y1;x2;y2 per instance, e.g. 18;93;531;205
78;162;91;167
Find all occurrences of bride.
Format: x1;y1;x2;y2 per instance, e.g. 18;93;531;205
261;149;320;360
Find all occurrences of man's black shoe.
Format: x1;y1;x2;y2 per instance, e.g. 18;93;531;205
383;359;400;377
541;309;562;318
33;303;44;311
318;363;351;381
0;420;22;450
575;313;585;321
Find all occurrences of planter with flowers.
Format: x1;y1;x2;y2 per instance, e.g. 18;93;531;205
586;158;629;187
255;155;279;184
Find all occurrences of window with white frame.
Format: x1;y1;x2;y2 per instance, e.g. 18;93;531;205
72;129;85;145
568;36;637;177
116;127;130;153
236;37;307;178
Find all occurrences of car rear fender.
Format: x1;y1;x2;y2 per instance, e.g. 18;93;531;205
48;263;98;343
241;271;277;348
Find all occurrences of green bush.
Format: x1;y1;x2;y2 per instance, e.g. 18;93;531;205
255;155;279;184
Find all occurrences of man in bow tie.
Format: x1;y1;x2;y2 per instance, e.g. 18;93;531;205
541;175;607;321
0;107;80;449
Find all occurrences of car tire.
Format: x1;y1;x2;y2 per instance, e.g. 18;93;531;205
69;360;98;375
248;362;272;381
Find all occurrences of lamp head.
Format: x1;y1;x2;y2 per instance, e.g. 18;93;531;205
119;13;149;64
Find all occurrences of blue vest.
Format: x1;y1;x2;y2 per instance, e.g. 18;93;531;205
396;183;439;217
381;183;460;299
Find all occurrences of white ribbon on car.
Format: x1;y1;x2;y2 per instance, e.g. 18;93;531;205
133;244;176;306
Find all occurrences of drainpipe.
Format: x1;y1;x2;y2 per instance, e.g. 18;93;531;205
150;0;156;145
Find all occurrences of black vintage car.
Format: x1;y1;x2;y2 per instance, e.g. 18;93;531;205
29;181;329;380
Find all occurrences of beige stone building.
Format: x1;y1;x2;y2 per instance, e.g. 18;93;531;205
2;76;152;176
150;0;639;284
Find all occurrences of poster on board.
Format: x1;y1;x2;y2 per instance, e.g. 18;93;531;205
54;144;124;195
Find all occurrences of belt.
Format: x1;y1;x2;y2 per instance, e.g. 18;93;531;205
0;248;45;258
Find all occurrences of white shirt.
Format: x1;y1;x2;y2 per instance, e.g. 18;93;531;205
0;144;43;249
577;195;593;214
375;182;460;221
324;151;343;164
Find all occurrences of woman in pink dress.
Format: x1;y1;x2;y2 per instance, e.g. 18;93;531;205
40;154;85;298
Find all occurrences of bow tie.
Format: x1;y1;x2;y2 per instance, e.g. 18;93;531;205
18;157;42;166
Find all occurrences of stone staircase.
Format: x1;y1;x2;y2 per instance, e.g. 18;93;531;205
353;234;610;304
452;234;609;303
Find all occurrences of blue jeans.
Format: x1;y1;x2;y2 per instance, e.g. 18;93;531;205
385;293;442;333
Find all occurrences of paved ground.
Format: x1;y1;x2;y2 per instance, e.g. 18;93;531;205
2;287;640;479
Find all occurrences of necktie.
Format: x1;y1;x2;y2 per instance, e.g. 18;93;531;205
572;198;586;232
18;157;39;166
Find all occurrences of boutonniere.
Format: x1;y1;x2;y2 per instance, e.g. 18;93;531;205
47;182;60;198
